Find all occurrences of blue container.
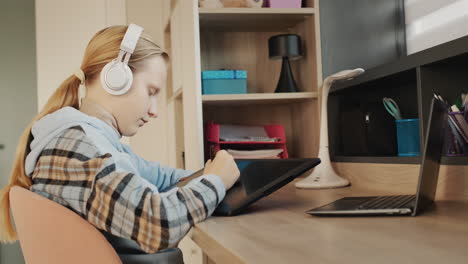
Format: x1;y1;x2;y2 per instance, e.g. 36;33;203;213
396;118;421;156
202;70;247;95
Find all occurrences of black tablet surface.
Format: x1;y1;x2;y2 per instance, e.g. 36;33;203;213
177;158;319;216
215;158;320;216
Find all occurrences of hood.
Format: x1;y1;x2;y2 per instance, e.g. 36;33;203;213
25;107;121;176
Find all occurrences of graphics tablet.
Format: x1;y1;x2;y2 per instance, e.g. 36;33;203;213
178;158;320;216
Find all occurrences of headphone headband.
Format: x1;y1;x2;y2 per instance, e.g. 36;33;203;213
120;24;143;54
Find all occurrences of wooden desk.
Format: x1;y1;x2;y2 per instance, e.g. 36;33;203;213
191;178;468;264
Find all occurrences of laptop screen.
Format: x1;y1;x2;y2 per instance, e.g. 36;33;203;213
414;99;447;214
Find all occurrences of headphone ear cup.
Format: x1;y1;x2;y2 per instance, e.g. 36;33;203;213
100;60;133;95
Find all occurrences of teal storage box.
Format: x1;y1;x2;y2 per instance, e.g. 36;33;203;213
202;70;247;95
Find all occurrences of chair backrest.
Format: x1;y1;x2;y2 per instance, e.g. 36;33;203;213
9;186;122;264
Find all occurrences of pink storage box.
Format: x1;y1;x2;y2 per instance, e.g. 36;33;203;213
204;121;289;159
267;0;302;8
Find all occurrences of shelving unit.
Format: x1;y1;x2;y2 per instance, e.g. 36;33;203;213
164;0;322;169
202;92;318;105
204;122;289;160
328;34;468;165
200;2;321;162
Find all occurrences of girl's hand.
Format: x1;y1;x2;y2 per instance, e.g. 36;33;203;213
204;150;240;190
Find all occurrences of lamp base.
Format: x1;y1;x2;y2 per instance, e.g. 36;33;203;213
275;57;298;93
295;160;350;189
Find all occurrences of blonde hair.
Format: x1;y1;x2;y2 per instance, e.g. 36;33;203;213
0;25;168;242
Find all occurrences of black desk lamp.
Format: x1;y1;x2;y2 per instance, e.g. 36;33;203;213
268;34;303;93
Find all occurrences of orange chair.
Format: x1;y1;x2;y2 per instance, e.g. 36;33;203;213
9;186;122;264
9;186;184;264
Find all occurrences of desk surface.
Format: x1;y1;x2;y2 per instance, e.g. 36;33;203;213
192;180;468;264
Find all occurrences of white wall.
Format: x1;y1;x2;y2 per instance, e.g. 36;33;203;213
35;0;128;145
126;0;170;165
405;0;468;54
36;0;126;109
35;0;126;110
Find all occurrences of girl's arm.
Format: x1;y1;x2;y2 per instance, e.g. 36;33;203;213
31;126;225;253
121;144;193;190
86;156;225;253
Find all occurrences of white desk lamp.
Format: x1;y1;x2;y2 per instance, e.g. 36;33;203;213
295;68;365;189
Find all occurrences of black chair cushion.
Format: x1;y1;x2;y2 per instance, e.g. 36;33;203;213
101;231;184;264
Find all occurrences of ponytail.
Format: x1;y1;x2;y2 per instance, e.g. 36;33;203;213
0;75;81;242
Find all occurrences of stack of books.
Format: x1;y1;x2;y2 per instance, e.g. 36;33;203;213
434;93;468;155
447;105;468;155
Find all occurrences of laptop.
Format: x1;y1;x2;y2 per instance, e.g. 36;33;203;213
306;98;448;216
178;158;320;216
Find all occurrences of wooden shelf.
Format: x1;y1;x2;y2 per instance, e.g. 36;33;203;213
332;156;421;164
202;92;318;105
199;8;315;31
441;156;468;166
331;35;468;93
331;155;468;166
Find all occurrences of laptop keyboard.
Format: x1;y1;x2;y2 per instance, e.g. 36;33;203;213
357;195;415;210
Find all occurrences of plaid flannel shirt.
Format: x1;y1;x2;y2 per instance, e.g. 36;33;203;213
30;125;225;253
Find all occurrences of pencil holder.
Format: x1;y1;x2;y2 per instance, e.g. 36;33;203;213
444;111;468;156
396;118;421;156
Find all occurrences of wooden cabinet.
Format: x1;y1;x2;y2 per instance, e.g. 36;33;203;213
164;0;323;171
163;3;323;262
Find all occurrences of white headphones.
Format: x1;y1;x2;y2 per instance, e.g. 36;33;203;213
100;24;144;95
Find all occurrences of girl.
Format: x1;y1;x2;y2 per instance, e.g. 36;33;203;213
0;24;240;254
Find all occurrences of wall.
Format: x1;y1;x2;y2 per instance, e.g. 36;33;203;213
35;0;129;146
126;0;170;165
405;0;468;54
0;1;37;263
320;0;406;77
35;0;126;111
